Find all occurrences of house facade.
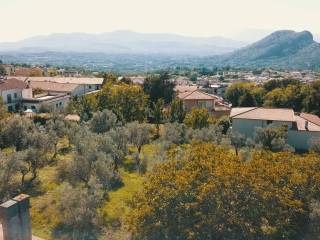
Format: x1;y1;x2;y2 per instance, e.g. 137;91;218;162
16;77;103;95
0;78;27;111
230;107;320;151
177;89;231;118
22;94;70;112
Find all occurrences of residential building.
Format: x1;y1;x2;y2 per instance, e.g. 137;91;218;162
230;107;320;151
128;76;145;85
177;89;230;117
22;93;70;112
26;81;84;97
174;85;198;93
16;77;103;95
0;78;27;111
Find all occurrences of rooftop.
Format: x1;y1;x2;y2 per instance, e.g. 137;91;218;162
0;78;27;91
23;94;69;103
231;107;295;122
16;77;104;85
295;116;320;132
178;89;219;100
29;81;79;93
300;112;320;127
174;85;198;93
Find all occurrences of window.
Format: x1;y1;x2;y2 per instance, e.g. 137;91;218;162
59;102;62;106
197;101;206;108
267;120;273;125
24;106;27;111
31;106;36;110
14;93;18;98
89;85;92;89
206;101;213;109
56;103;58;108
7;94;12;103
8;106;13;112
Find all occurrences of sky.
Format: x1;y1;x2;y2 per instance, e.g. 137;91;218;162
1;0;320;42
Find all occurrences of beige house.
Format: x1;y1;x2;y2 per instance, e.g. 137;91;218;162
230;107;320;151
177;89;231;117
22;94;70;112
0;78;27;111
16;77;103;95
26;81;83;97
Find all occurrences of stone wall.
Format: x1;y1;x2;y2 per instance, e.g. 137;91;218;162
0;194;32;240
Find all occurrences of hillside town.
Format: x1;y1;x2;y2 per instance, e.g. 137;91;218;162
1;0;320;238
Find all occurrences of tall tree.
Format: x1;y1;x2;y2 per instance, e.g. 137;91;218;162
58;177;104;239
98;83;148;123
151;98;164;137
126;122;152;173
169;99;186;123
89;109;117;133
143;72;175;105
0;97;10;120
184;108;210;129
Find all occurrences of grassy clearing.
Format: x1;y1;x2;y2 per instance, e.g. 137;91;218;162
29;140;148;239
101;170;144;224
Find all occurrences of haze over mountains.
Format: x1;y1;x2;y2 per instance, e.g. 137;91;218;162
0;31;246;55
216;30;320;69
0;30;320;70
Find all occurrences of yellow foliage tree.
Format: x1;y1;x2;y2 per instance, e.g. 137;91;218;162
98;83;148;123
127;143;320;239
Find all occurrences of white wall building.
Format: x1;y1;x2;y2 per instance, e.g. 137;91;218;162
230;107;320;151
0;78;27;111
16;77;103;96
22;94;70;112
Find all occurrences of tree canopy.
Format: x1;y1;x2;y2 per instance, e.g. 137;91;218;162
128;143;320;240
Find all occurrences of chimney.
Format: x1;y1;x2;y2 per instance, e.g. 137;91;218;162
0;194;32;240
305;120;309;131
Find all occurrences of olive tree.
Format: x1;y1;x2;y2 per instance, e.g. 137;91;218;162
126;122;153;172
89;109;117;133
58;177;104;239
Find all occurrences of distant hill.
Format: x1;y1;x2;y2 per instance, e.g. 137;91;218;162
1;30;320;71
217;30;320;69
0;31;246;56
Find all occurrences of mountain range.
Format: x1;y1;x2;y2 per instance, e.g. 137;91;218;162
0;31;246;55
0;30;320;70
216;30;320;69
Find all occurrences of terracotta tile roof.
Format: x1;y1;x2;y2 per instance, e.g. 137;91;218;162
178;90;219;100
0;78;27;91
300;113;320;126
16;77;103;85
174;85;198;93
129;76;145;85
65;114;80;122
231;107;295;122
230;107;257;118
29;81;79;93
295;116;320;132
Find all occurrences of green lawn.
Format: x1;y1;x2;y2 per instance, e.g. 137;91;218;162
101;170;144;224
29;141;148;239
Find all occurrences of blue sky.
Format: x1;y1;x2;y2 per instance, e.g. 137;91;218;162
1;0;319;41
